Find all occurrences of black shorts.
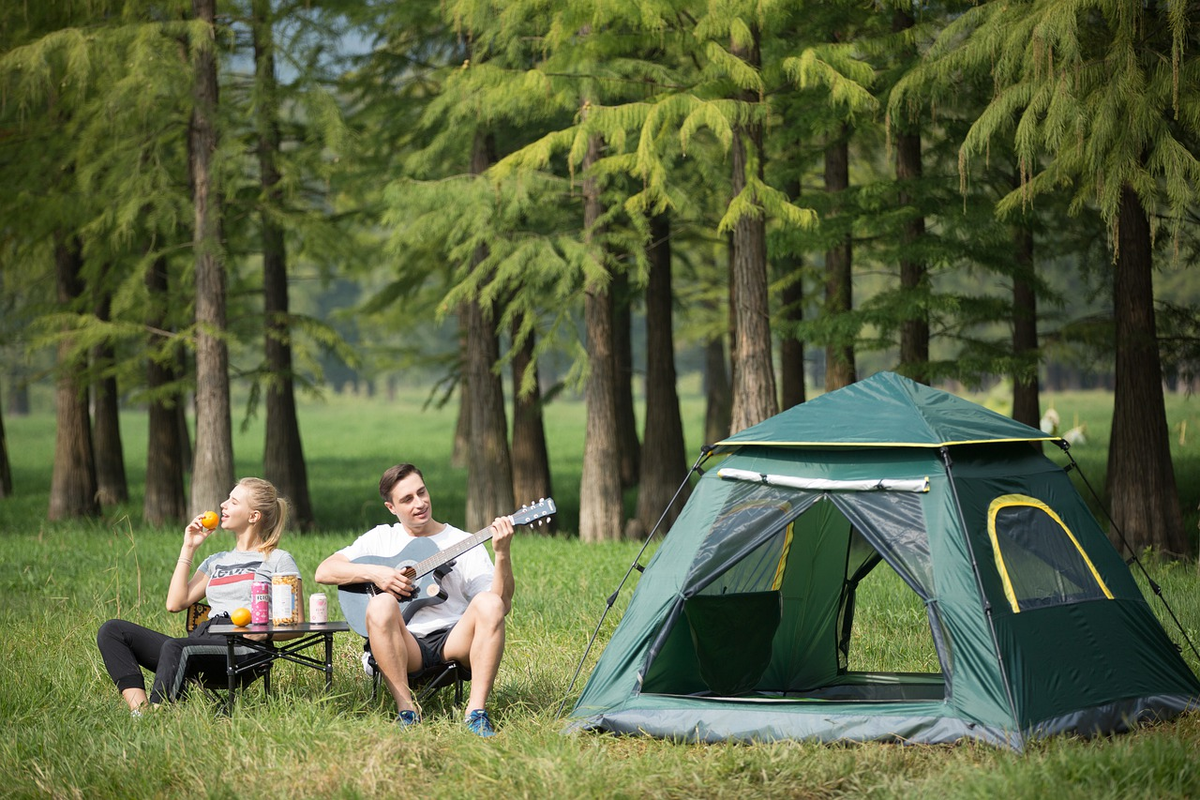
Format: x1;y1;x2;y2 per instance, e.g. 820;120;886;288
414;626;471;680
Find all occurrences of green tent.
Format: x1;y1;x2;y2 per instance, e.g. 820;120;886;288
568;372;1199;748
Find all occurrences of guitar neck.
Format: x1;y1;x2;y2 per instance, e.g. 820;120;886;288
412;527;494;577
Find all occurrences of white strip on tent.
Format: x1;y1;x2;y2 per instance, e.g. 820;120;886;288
717;468;930;493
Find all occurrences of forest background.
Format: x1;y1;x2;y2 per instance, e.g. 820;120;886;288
1;0;1199;562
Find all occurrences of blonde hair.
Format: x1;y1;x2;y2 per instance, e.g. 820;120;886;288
238;477;290;556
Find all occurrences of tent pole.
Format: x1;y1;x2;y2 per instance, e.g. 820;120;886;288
1056;442;1200;664
555;445;716;718
940;446;1025;750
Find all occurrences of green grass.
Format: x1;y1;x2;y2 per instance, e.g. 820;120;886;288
1;388;1199;799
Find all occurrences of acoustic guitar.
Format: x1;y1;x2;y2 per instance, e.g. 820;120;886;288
338;498;556;637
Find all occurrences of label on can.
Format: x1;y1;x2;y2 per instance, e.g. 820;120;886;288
251;580;271;624
272;572;303;625
309;593;328;624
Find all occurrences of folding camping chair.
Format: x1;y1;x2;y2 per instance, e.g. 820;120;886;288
362;641;467;708
182;602;274;704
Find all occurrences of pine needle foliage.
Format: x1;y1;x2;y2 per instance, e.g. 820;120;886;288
906;0;1200;245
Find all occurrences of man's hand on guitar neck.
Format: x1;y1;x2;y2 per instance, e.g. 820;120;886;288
490;515;516;555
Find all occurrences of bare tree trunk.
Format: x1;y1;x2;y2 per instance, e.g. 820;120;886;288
510;313;553;525
464;129;513;531
779;274;806;409
893;8;928;384
778;177;807;410
451;318;470;469
92;273;128;505
0;396;11;498
1011;207;1041;433
1106;185;1186;556
631;212;690;540
579;130;623;542
176;350;193;473
189;0;234;516
704;331;732;444
254;0;313;529
49;236;99;520
728;28;777;433
144;257;187;526
612;269;640;489
824;128;856;391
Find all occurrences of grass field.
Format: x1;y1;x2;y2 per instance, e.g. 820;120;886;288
1;387;1199;799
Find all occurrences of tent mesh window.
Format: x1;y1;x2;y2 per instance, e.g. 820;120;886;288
986;494;1113;613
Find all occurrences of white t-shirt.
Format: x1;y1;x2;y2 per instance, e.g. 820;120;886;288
337;522;495;637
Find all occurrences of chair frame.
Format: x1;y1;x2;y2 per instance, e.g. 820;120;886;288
184;602;273;704
363;641;466;708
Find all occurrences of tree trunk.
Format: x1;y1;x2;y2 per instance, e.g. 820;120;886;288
176;349;193;473
1106;185;1186;556
728;28;777;433
895;143;928;381
631;212;690;540
579;131;623;543
704;331;732;444
510;313;553;527
779;274;806;409
893;7;928;384
143;257;187;526
92;274;128;505
451;317;470;469
189;0;235;516
612;269;641;489
0;396;11;498
778;175;807;410
254;0;313;529
464;129;513;531
824;128;856;391
49;236;99;520
1011;210;1041;433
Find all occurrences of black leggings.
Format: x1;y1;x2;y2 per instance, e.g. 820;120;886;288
96;617;228;703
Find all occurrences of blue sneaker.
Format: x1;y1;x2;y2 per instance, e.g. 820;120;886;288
465;709;495;737
396;709;421;728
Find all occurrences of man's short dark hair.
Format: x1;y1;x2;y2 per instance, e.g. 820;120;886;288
379;463;423;501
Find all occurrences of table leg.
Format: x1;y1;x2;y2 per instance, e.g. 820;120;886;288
324;632;333;693
225;636;237;716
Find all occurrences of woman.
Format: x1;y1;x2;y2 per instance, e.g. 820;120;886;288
96;477;303;714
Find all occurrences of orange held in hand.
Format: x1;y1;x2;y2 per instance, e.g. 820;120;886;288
200;511;219;530
230;607;252;627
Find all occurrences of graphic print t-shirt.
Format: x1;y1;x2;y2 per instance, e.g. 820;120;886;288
197;548;300;617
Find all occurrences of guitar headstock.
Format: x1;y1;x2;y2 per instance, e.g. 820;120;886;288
512;497;556;528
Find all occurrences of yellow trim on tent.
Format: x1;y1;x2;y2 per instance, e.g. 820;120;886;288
987;494;1114;614
714;437;1061;449
771;521;795;591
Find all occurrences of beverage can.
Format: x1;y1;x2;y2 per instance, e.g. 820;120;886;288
271;572;303;625
250;580;271;624
309;592;328;624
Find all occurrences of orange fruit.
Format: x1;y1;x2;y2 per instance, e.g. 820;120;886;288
200;511;219;530
230;607;252;627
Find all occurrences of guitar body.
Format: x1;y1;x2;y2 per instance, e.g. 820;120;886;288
338;538;452;637
337;498;556;638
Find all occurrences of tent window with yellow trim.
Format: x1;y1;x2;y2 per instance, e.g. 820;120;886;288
987;494;1113;613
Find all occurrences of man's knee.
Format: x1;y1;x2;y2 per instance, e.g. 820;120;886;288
470;591;507;625
365;594;404;633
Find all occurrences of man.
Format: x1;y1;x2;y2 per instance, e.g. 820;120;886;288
315;463;514;736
